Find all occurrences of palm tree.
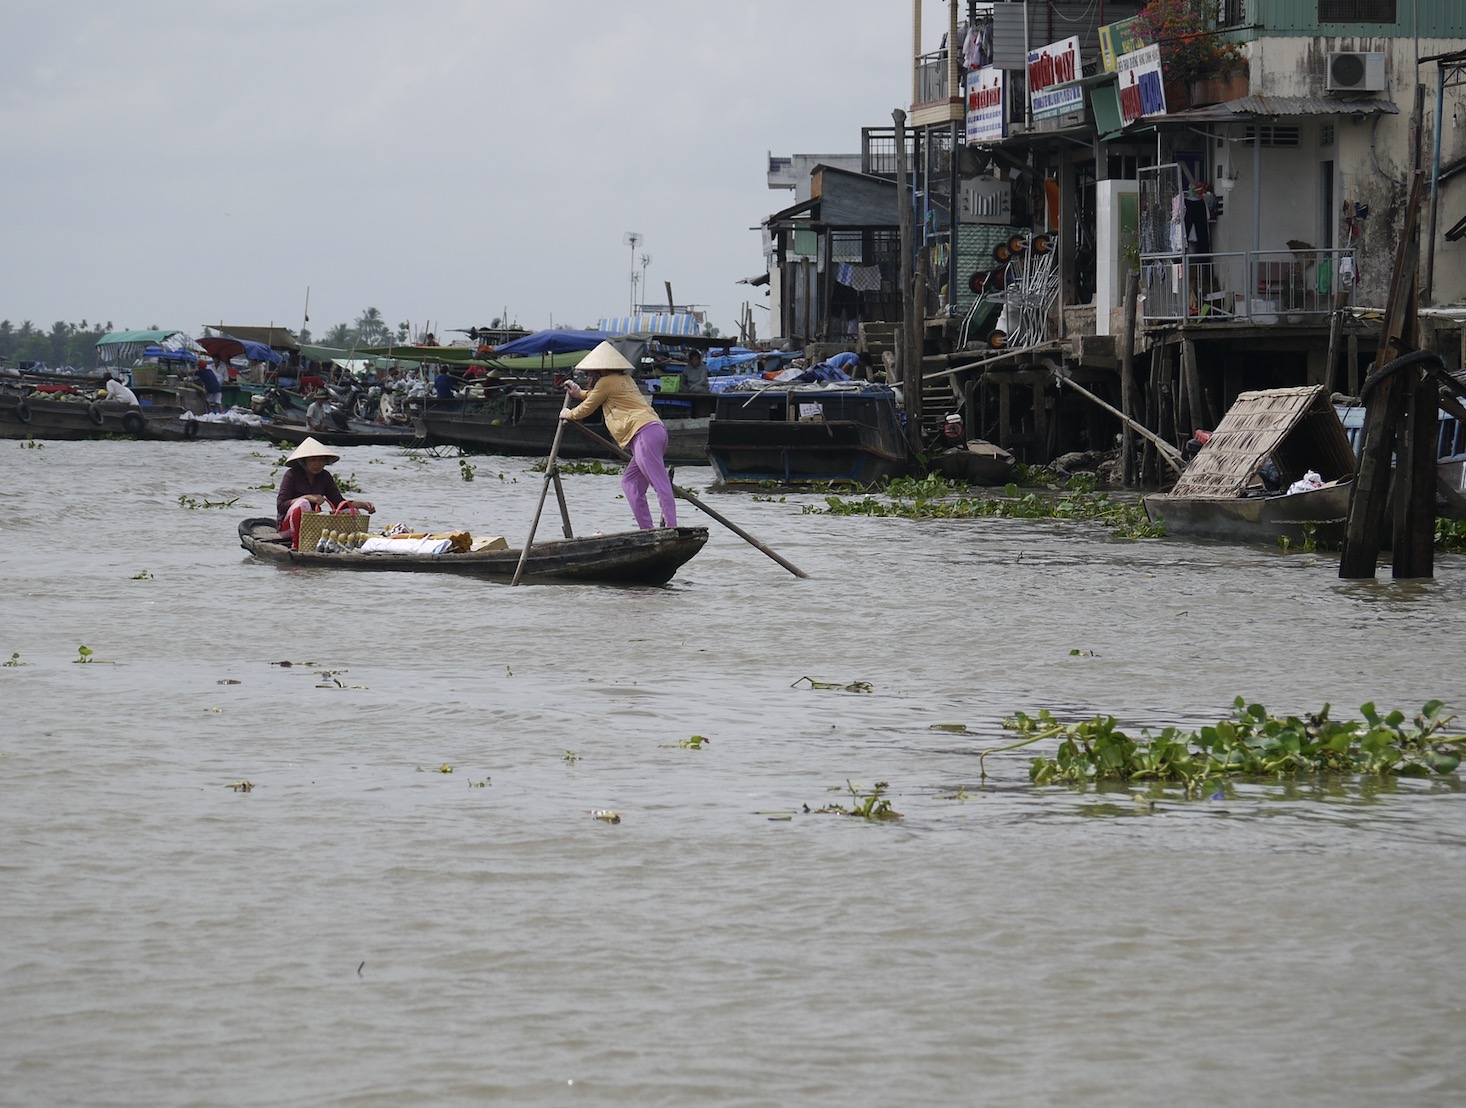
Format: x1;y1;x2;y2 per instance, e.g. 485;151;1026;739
354;307;391;346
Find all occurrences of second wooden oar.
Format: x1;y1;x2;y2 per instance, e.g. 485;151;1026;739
564;418;809;579
511;417;569;586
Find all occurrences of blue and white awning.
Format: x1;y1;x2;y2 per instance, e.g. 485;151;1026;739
598;313;705;336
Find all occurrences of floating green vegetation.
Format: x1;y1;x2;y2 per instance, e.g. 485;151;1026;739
534;459;623;476
1436;518;1466;554
930;722;968;732
662;734;711;749
335;473;362;493
1069;648;1097;657
563;751;579;764
74;644;98;664
807;472;1164;539
810;780;903;821
985;698;1464;796
226;781;254;793
19;439;43;449
792;675;874;693
4;652;23;667
177;494;240;510
131;571;153;580
592;809;621;823
459;458;476;482
750;494;789;503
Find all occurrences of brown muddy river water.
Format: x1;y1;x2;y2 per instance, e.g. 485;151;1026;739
3;439;1466;1106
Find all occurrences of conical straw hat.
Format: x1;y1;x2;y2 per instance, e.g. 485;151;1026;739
286;437;341;466
575;341;634;373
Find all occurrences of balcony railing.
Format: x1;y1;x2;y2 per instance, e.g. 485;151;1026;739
917;51;949;105
1138;248;1357;322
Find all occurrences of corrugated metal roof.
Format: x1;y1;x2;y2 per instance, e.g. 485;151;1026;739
1158;95;1397;123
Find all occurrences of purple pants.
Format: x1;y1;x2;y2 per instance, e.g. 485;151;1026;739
622;421;677;529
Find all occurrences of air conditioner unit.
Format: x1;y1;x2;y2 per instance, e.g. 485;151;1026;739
1326;51;1386;92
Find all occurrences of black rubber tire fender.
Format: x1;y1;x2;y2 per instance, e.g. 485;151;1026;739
87;402;105;426
13;400;31;423
122;409;147;436
184;418;200;440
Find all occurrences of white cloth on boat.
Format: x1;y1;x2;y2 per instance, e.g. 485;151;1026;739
361;535;454;556
1286;470;1324;495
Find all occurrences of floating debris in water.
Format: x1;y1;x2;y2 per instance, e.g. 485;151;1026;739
591;809;621;824
791;676;873;693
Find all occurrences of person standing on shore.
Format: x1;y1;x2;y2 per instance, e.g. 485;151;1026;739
559;341;677;530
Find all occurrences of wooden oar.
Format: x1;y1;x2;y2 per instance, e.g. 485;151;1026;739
563;418;809;579
511;417;569;586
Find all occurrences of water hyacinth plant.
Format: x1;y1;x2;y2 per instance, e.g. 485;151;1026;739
989;698;1463;796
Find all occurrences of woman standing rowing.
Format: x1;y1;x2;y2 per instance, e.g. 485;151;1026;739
559;341;677;530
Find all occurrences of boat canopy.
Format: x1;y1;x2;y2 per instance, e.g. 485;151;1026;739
1169;385;1356;500
599;313;704;336
96;329;203;365
490;329;613;357
199;336;283;365
96;329;182;346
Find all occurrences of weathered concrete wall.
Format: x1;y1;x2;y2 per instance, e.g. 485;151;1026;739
1247;36;1466;306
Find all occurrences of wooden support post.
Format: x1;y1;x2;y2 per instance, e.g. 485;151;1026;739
1120;269;1139;487
1180;338;1207;434
1325;309;1344;394
1340;172;1425;579
1347;330;1360;395
1394;364;1437;578
907;271;927;453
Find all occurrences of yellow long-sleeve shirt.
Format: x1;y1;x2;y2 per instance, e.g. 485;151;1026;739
565;372;662;448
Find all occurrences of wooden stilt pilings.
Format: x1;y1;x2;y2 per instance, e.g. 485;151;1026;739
1336;172;1424;580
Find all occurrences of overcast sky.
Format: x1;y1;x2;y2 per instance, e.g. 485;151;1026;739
2;1;943;345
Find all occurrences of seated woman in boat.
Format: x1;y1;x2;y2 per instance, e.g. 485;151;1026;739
560;341;677;531
276;437;376;548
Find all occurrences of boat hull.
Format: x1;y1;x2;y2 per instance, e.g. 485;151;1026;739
1143;480;1353;545
706;386;911;487
930;441;1016;486
0;394;144;440
238;518;708;584
417;391;711;464
253;419;422;448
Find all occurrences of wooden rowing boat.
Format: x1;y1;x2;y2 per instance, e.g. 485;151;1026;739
238;517;708;584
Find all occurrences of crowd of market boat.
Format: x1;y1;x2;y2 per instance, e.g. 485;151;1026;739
6;322;1466;560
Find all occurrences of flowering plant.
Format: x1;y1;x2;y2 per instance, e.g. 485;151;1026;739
1136;0;1245;88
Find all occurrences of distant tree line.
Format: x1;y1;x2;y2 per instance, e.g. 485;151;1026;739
0;319;119;369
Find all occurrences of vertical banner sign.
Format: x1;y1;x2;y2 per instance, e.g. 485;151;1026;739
1116;44;1167;126
1027;36;1084;120
965;67;1005;144
1098;16;1148;73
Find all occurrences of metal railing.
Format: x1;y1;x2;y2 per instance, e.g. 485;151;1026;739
1138;248;1358;322
917;51;949;105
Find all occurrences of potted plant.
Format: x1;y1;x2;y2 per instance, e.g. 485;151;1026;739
1136;0;1246;109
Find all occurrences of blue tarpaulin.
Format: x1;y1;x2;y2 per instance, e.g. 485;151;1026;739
491;329;613;357
142;344;198;365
